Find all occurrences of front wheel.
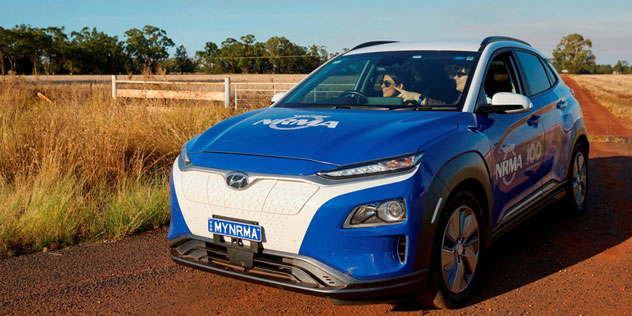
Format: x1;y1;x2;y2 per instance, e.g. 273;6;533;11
417;190;485;308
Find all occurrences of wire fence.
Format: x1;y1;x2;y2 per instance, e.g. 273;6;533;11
233;82;297;108
112;76;357;109
113;76;301;109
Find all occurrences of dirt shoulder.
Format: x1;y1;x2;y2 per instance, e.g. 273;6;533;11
562;75;632;137
1;80;631;315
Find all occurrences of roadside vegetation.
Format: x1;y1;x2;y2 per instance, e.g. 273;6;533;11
0;25;332;76
570;74;632;122
0;76;241;256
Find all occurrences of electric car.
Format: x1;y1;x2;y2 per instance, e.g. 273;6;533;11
168;36;588;307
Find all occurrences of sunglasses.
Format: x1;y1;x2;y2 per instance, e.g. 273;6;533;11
453;71;468;78
380;80;394;88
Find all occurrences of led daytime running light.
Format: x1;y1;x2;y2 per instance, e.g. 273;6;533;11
320;153;424;178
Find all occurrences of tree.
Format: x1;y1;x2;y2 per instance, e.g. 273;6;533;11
11;25;52;74
1;25;56;75
265;36;308;74
304;44;328;72
552;33;596;74
0;27;16;75
219;37;244;73
592;64;614;74
613;60;629;74
195;35;332;74
196;41;222;73
251;41;271;73
67;27;127;74
124;25;174;73
174;45;195;74
43;27;68;74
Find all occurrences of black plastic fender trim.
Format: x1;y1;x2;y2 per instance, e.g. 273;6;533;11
412;151;493;271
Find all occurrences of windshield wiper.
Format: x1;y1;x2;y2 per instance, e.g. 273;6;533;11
300;104;391;110
408;105;459;111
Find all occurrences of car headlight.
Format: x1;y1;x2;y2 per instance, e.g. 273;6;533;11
181;141;192;165
343;199;407;228
317;152;425;179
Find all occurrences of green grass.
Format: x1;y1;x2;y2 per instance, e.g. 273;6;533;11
0;166;170;256
0;76;251;257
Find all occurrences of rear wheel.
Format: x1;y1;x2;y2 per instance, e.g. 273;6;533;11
565;143;588;214
416;190;485;308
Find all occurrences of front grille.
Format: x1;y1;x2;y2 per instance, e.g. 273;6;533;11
180;171;319;215
171;238;345;289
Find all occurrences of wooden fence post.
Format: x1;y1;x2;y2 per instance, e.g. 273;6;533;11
112;75;117;99
224;77;231;108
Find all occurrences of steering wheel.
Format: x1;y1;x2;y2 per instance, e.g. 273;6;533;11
404;99;421;107
339;90;368;104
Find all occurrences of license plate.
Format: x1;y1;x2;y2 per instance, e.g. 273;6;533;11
208;218;262;242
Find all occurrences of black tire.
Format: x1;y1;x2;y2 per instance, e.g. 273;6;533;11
416;190;485;309
564;143;588;215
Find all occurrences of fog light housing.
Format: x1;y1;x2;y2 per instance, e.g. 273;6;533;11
397;235;407;264
344;199;406;228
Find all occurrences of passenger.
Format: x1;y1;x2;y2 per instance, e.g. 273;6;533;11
452;66;469;93
382;66;470;106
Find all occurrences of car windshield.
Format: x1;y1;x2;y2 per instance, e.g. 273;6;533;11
275;50;479;111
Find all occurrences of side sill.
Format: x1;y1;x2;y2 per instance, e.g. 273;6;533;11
487;180;567;245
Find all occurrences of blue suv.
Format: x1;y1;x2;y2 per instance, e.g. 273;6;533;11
168;36;588;307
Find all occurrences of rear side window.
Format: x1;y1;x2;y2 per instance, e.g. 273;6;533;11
516;51;551;96
542;59;558;85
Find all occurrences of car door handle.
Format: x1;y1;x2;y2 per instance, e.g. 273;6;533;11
527;115;541;126
556;100;567;109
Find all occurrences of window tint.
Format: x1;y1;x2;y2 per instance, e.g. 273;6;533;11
516;51;551;95
279;51;479;110
542;59;557;86
478;52;520;106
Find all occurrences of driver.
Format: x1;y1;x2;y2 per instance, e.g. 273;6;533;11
380;73;406;98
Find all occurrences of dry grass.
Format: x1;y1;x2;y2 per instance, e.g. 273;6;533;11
569;74;632;122
0;75;254;256
588;135;632;144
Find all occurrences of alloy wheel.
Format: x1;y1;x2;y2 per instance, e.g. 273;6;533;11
440;206;480;294
572;152;587;207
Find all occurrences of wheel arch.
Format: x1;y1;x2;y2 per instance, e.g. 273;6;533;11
570;117;589;155
574;133;589;155
564;120;589;181
413;151;492;270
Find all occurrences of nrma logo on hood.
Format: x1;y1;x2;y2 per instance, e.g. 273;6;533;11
253;115;339;130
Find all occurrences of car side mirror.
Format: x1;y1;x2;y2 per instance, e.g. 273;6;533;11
271;91;287;105
477;92;532;114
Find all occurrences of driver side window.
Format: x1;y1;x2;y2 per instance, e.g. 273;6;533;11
478;53;522;106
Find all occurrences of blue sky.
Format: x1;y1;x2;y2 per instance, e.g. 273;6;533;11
1;0;630;64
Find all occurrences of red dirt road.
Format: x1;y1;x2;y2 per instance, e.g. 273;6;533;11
563;75;632;137
1;78;631;315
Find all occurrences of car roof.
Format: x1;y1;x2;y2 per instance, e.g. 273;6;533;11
345;41;481;55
